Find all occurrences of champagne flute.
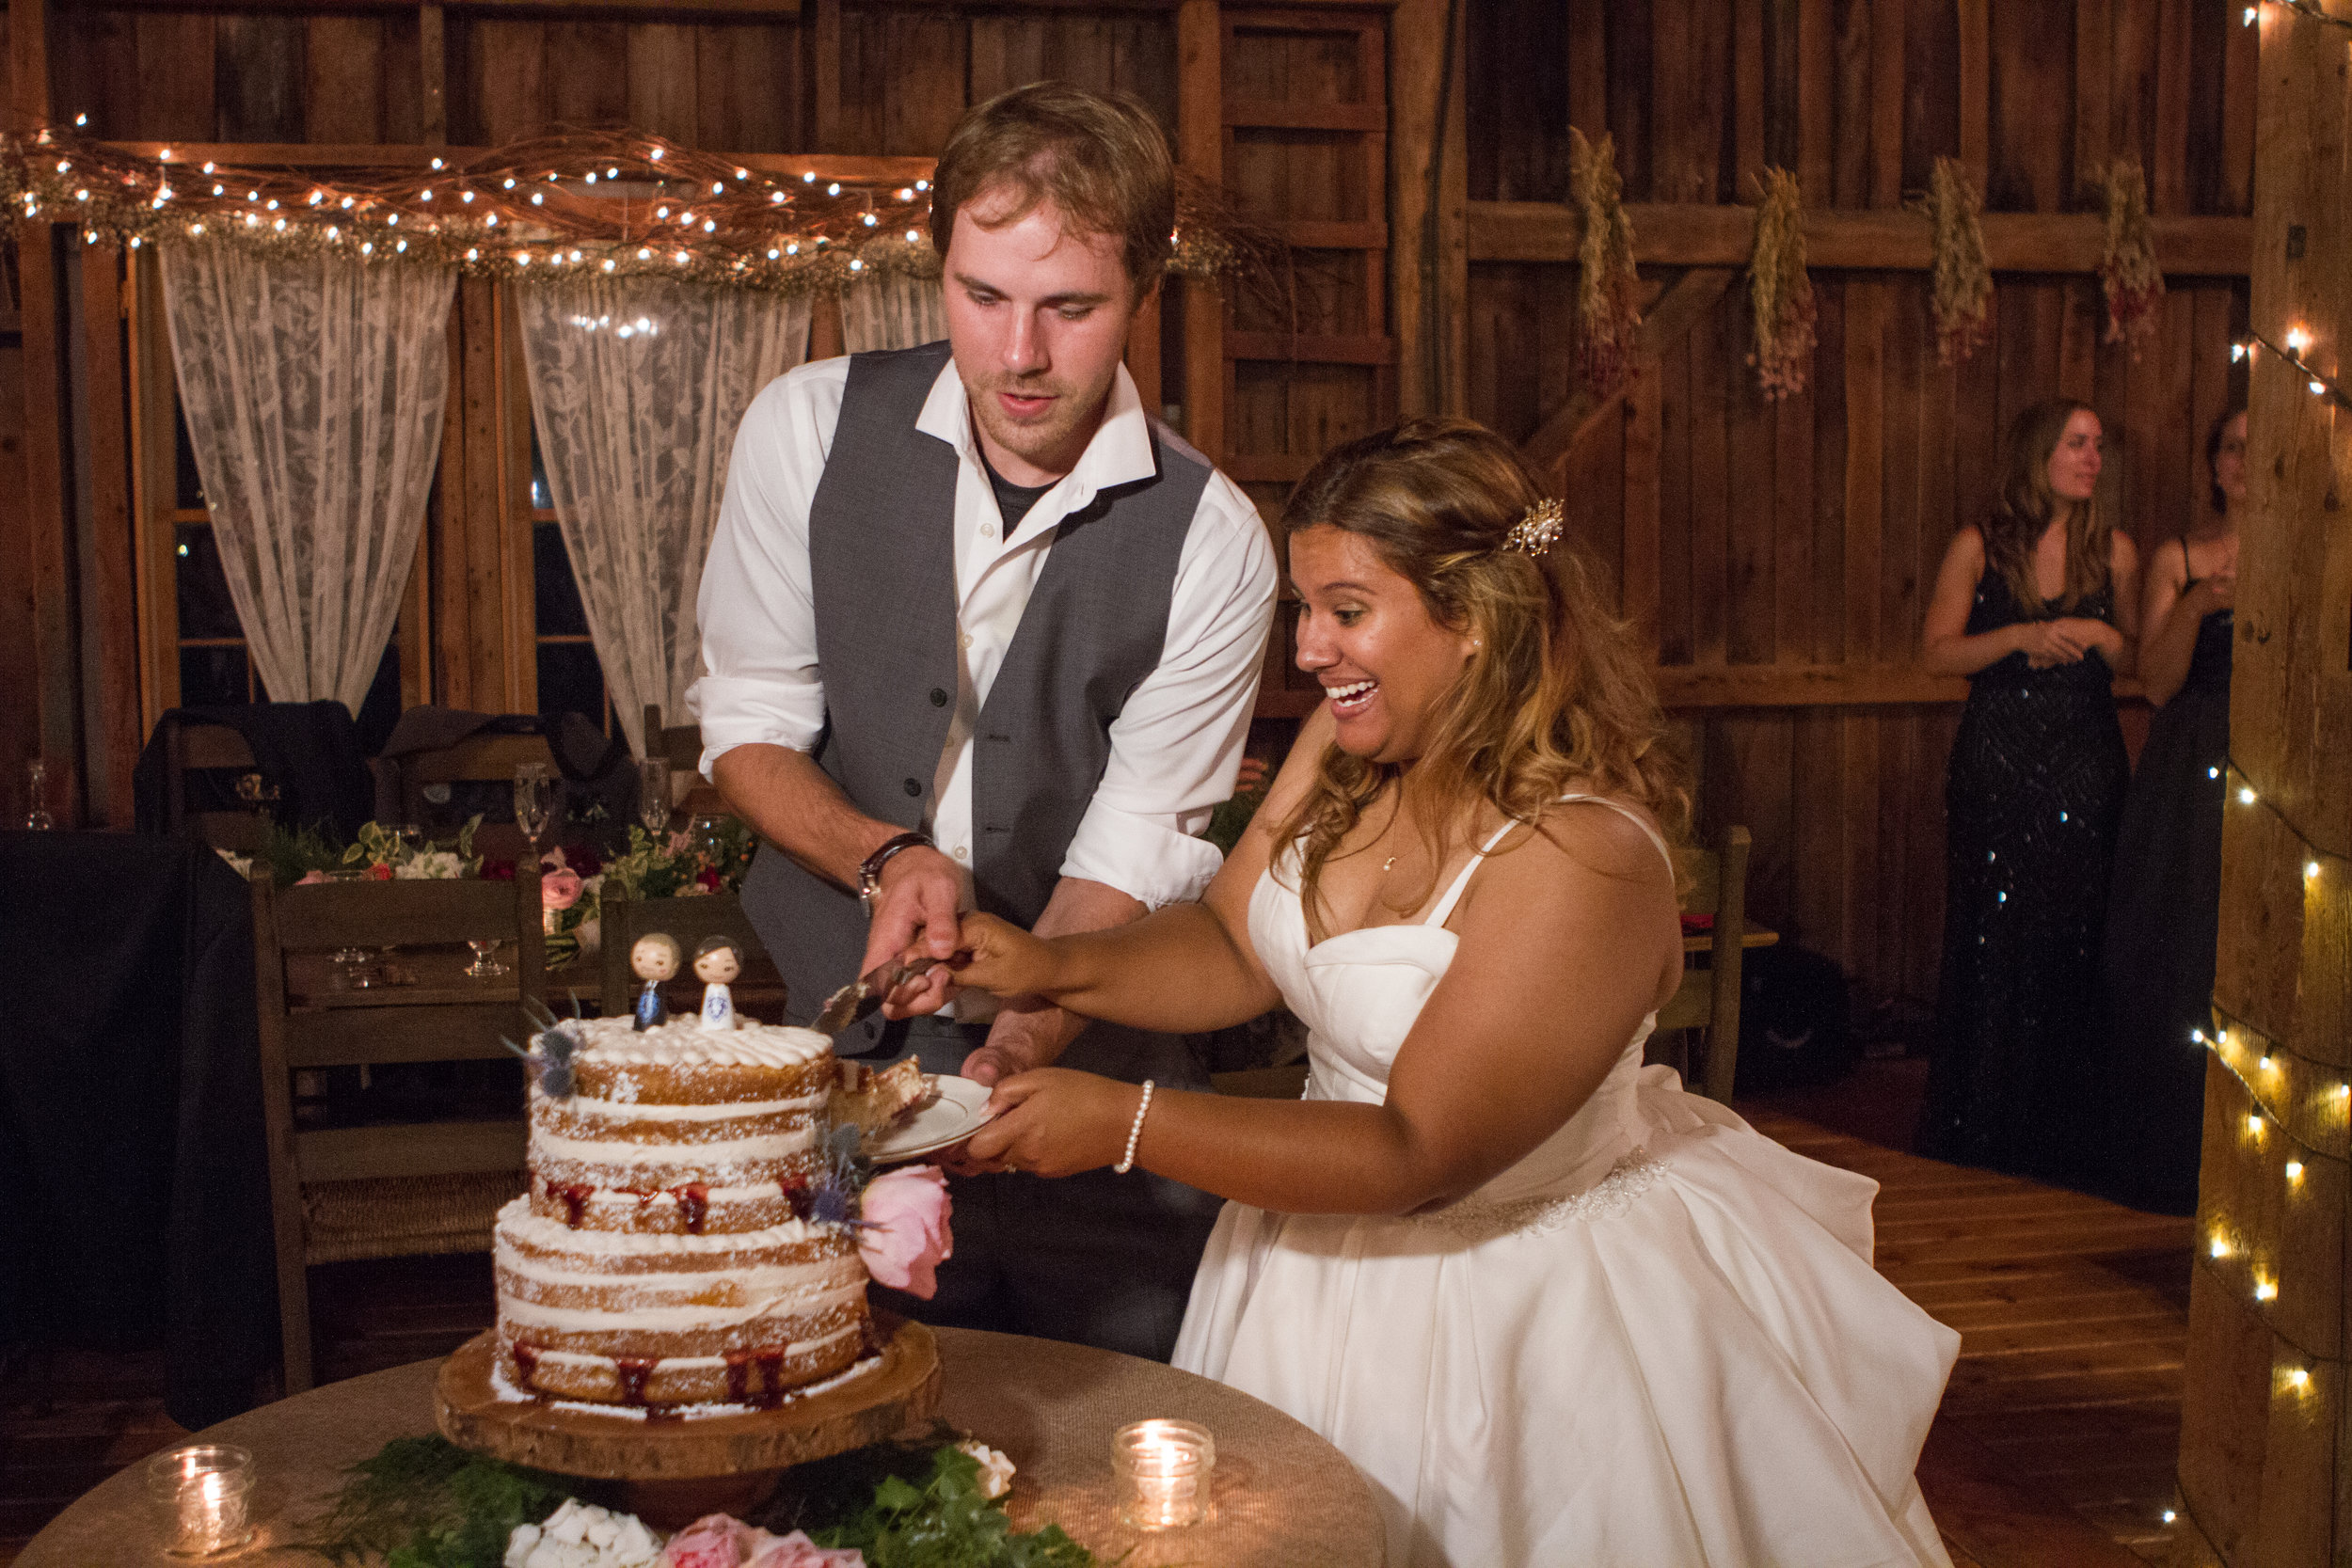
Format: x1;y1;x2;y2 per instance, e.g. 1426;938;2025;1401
514;762;555;854
465;938;509;979
24;759;53;830
326;867;373;985
638;758;673;836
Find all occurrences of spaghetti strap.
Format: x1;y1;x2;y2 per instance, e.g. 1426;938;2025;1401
1421;792;1675;929
1422;816;1524;928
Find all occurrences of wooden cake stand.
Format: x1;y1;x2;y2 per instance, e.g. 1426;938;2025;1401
435;1315;943;1527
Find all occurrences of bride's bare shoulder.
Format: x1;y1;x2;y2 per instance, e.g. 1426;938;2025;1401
1519;795;1674;889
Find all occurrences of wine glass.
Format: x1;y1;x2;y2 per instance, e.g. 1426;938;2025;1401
638;758;673;836
465;938;509;979
24;759;52;830
513;762;555;852
325;867;373;985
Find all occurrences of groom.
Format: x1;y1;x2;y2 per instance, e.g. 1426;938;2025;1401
689;83;1277;1360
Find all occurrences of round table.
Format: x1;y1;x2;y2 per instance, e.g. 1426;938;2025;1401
18;1327;1385;1567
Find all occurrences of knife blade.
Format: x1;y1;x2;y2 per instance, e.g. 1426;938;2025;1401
811;955;951;1036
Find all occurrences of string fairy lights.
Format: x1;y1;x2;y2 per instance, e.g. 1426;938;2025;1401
0;123;1259;295
2233;327;2352;409
2249;0;2352;30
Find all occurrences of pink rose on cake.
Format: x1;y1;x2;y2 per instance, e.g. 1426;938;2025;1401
856;1164;953;1299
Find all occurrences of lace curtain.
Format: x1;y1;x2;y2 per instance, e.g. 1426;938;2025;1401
516;277;812;755
840;269;946;352
160;244;455;711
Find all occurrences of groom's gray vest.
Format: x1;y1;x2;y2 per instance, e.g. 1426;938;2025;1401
742;341;1215;1068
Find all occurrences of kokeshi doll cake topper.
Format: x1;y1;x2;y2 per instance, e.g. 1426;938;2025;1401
693;934;743;1031
629;932;680;1032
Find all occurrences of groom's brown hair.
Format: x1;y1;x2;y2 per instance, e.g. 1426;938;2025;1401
929;82;1174;295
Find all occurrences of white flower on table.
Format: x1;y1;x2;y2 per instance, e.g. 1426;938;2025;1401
956;1439;1016;1500
394;848;467;879
505;1498;662;1568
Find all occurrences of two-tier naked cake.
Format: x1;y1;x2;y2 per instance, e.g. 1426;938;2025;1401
492;1016;873;1413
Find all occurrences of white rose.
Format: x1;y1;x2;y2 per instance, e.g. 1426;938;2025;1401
393;849;464;879
957;1438;1016;1499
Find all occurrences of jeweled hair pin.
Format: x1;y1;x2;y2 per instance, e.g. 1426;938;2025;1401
1503;498;1565;558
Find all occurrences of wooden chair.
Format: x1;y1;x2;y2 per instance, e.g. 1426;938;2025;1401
597;893;786;1022
395;730;558;834
161;719;268;852
1656;824;1753;1104
250;869;546;1394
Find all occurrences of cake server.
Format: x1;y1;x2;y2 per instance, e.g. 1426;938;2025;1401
812;955;950;1035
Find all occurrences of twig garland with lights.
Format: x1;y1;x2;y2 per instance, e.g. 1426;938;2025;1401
2248;0;2352;31
2233;327;2352;410
0;123;1266;296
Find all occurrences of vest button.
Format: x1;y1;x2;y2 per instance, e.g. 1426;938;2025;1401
902;778;921;798
929;688;948;706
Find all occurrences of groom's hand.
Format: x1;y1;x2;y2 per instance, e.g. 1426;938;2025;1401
863;846;963;1016
961;996;1081;1087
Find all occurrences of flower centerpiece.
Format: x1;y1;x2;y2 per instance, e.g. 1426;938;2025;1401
600;819;758;902
537;846;606;972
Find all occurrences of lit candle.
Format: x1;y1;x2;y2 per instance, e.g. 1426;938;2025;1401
1112;1418;1215;1530
146;1444;255;1556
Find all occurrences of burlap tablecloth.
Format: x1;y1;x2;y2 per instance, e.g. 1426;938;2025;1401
19;1327;1384;1566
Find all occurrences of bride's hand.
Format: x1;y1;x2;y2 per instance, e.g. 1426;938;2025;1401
945;911;1063;998
964;1069;1140;1179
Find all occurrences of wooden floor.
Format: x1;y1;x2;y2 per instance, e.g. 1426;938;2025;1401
3;1073;2195;1567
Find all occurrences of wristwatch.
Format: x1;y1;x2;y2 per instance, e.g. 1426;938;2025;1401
856;832;934;913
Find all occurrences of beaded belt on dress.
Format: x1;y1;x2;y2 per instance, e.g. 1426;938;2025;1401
1411;1148;1665;1243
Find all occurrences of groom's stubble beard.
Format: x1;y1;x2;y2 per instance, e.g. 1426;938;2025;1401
962;356;1120;476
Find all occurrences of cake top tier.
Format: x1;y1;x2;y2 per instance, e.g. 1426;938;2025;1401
573;1014;832;1070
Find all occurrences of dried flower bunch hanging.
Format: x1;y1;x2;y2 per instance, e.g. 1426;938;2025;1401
0;123;1265;297
1747;166;1818;401
1568;128;1642;397
1923;157;1994;366
2099;156;2165;356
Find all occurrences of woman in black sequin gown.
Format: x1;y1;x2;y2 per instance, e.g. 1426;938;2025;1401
2097;407;2243;1215
1917;399;2141;1185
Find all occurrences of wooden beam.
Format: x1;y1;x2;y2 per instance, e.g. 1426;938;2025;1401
17;221;78;825
1521;267;1736;474
1388;0;1450;419
79;245;140;829
11;0;51;124
90;0;803;13
1175;0;1223;462
126;246;181;733
1468;200;2254;277
419;3;448;144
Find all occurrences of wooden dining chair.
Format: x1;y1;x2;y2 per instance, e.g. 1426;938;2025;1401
597;893;784;1022
395;731;559;832
1656;824;1753;1104
249;869;546;1394
161;719;268;852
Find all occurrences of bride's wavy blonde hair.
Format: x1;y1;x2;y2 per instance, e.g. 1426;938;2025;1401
1270;419;1689;940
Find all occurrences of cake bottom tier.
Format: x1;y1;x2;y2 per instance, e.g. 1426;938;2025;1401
492;1196;871;1407
501;1328;870;1408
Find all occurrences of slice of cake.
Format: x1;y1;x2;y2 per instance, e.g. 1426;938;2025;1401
492;1016;872;1411
830;1056;933;1139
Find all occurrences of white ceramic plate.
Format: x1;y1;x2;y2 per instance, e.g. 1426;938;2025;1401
864;1075;994;1164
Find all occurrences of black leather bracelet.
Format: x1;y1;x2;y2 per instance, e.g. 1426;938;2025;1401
856;831;934;912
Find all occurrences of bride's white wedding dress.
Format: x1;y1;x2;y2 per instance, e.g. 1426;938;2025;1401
1172;798;1960;1567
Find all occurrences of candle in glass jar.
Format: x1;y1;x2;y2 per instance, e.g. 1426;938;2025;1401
1112;1418;1215;1529
146;1444;255;1556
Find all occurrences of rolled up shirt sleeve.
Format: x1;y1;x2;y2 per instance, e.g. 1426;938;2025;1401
687;362;849;778
1058;471;1279;909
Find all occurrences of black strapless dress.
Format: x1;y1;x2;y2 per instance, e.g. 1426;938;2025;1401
1918;571;2129;1185
2096;592;2233;1214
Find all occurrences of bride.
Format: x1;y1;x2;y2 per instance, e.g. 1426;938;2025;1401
925;419;1958;1567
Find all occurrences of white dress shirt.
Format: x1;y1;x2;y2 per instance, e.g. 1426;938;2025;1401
689;354;1278;914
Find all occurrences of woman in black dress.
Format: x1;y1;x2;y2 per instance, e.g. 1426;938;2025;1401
1917;398;2141;1184
2098;407;2243;1214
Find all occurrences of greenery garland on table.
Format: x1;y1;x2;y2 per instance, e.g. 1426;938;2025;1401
300;1435;1098;1568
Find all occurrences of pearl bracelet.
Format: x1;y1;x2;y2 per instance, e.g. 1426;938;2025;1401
1113;1080;1155;1174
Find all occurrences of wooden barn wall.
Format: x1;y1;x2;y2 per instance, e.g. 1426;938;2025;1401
1463;0;2254;1019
